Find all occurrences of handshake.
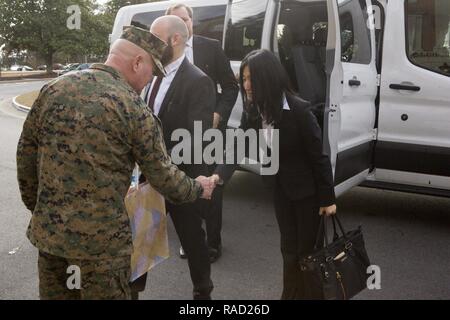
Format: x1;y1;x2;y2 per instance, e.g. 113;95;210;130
195;174;222;200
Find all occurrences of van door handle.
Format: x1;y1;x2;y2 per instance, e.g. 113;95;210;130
349;79;361;87
389;84;421;92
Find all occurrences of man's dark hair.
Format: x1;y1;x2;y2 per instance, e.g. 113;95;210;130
166;3;193;19
240;49;294;125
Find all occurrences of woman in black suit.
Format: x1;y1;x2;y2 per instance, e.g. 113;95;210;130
213;50;337;299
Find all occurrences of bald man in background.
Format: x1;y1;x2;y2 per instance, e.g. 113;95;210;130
135;16;216;300
166;4;239;263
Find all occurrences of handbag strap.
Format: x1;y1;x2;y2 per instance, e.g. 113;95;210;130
332;216;339;242
332;215;348;239
314;215;350;251
314;216;330;250
314;216;324;249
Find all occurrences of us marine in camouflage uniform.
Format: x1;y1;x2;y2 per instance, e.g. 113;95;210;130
16;26;213;300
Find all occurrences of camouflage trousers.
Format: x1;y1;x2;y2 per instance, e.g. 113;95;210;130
38;251;132;300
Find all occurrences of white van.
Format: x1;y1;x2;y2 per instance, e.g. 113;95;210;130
112;0;450;198
110;0;228;45
222;0;450;198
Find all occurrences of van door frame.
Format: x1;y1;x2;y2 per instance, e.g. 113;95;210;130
327;0;379;196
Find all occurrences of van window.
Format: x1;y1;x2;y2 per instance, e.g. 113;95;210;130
131;5;227;43
224;0;269;61
406;0;450;77
275;0;328;100
338;0;372;64
193;5;227;42
131;11;165;30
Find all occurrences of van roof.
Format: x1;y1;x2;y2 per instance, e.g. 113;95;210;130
110;0;227;44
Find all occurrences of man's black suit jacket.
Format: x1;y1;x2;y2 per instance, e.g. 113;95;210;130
193;35;238;127
157;57;215;179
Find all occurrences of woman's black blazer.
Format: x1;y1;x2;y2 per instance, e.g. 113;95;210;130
216;92;336;207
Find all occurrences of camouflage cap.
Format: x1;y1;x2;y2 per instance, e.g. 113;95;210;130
121;26;167;77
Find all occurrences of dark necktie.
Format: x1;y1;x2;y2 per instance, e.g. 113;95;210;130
147;77;163;112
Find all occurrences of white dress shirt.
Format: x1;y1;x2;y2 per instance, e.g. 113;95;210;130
147;54;186;116
185;37;194;64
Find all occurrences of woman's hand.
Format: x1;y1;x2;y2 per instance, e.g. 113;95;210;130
319;205;337;217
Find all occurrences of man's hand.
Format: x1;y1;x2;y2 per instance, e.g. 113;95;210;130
196;176;216;200
210;174;223;186
319;205;337;217
213;113;222;129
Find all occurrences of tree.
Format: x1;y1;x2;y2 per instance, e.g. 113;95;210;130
0;0;164;73
0;0;110;73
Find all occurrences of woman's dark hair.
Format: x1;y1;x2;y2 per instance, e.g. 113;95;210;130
240;49;294;125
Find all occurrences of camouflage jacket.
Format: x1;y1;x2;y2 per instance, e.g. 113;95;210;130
17;64;202;260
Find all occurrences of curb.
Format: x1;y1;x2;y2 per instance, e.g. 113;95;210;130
0;78;54;84
12;96;31;113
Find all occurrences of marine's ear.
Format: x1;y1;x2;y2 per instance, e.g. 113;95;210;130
132;54;145;73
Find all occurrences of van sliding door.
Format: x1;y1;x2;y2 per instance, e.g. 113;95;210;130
327;0;378;196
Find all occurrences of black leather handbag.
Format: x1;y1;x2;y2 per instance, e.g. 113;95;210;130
299;215;371;300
